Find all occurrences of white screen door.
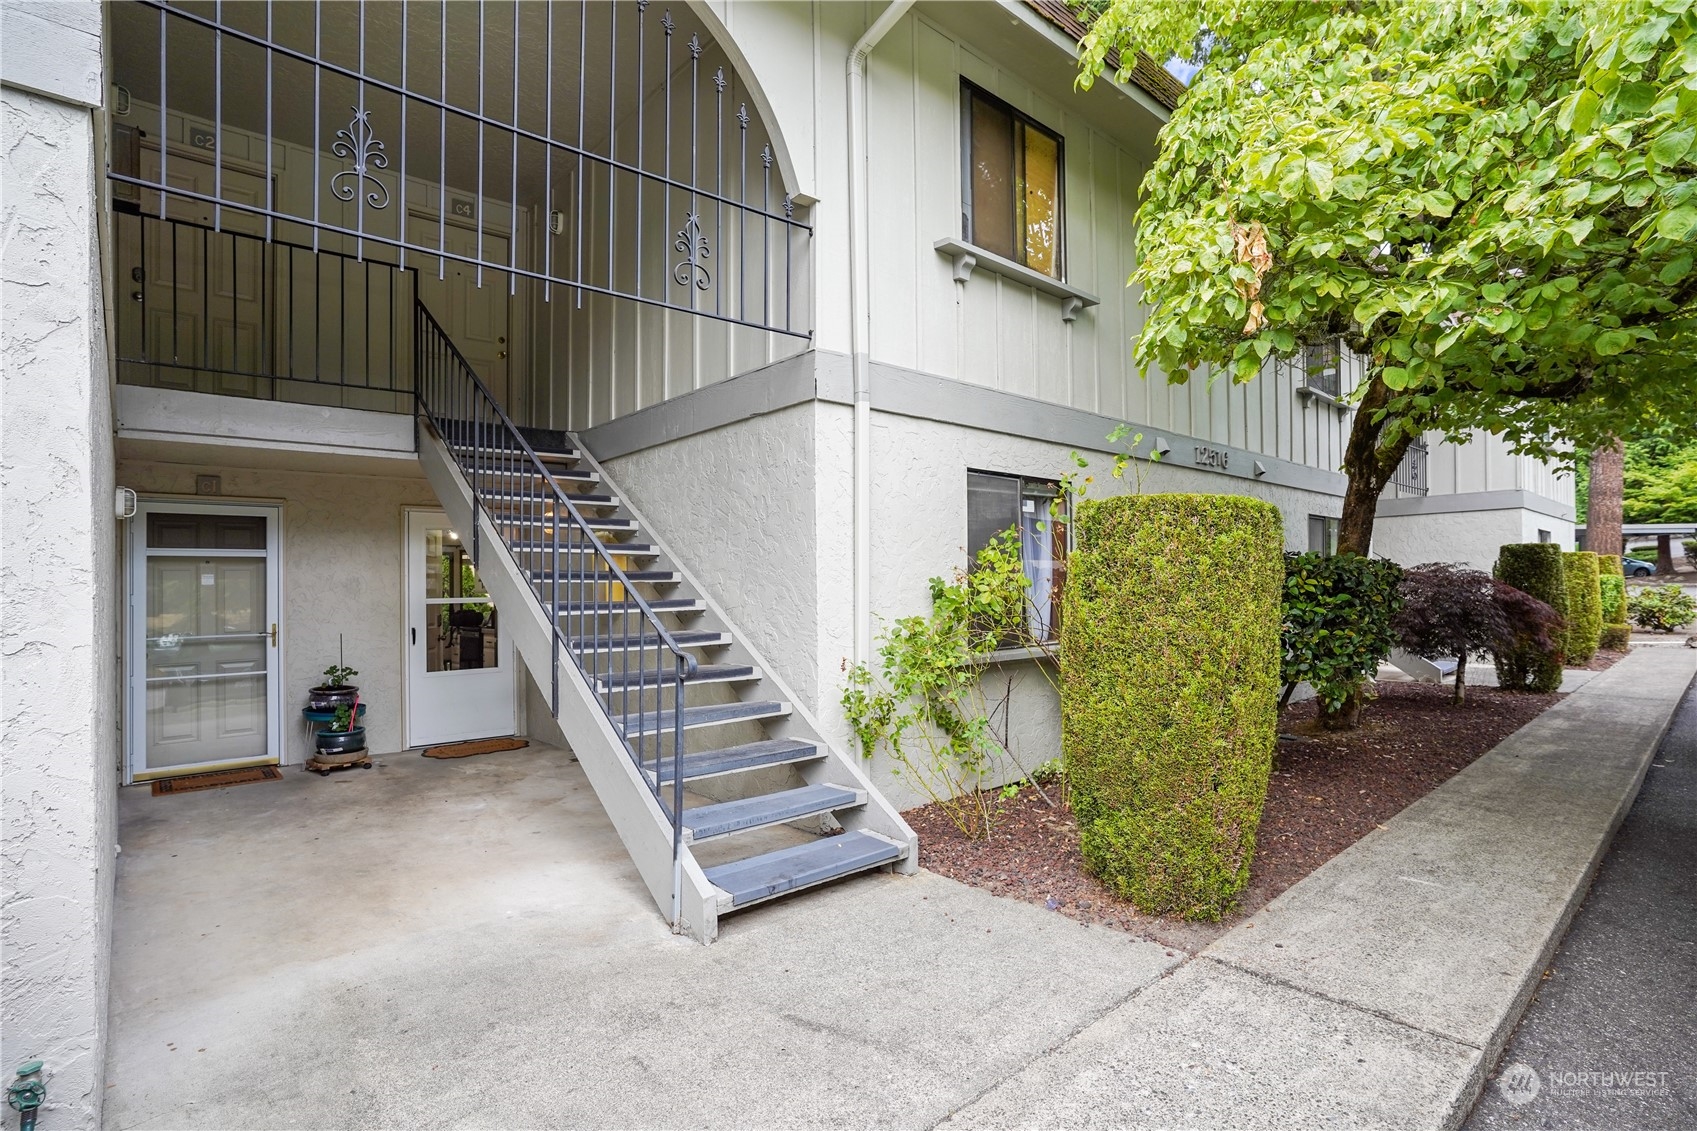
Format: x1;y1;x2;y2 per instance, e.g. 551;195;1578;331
127;501;282;781
405;510;515;747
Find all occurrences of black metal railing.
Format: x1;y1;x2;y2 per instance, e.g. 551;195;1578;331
415;303;694;925
113;211;416;413
1393;439;1430;496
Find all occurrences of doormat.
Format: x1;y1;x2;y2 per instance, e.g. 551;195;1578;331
151;766;283;796
423;737;529;760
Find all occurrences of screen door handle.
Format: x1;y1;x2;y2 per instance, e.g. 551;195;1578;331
412;626;417;645
268;623;278;647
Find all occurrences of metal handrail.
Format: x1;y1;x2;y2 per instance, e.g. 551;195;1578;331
414;301;692;927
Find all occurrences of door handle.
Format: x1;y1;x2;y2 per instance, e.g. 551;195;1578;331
412;626;417;645
269;623;278;647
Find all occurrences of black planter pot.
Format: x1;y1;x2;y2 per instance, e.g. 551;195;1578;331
307;684;359;711
315;726;367;756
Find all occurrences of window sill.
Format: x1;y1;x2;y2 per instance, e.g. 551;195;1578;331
934;238;1100;321
968;642;1059;667
1297;385;1352;414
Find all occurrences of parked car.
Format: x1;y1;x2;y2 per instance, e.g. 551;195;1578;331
1623;557;1656;578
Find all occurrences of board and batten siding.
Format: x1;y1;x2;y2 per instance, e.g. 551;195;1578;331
1425;428;1575;505
862;11;1355;476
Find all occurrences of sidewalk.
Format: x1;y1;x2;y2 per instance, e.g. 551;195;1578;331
945;645;1697;1130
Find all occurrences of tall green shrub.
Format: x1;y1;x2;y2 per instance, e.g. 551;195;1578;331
1596;554;1630;650
1061;494;1282;921
1561;551;1602;665
1493;544;1568;691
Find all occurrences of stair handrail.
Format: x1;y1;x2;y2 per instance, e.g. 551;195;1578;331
414;303;699;678
414;301;694;929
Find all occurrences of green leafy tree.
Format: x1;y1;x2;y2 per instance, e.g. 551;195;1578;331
1077;0;1697;554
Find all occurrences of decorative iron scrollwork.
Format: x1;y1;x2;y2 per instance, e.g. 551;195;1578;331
672;213;711;291
330;107;390;210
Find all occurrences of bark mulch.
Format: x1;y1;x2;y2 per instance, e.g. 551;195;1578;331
906;677;1569;953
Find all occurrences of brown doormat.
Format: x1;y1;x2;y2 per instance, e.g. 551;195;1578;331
423;736;529;759
151;766;283;795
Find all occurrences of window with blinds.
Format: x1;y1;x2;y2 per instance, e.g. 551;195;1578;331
961;82;1065;280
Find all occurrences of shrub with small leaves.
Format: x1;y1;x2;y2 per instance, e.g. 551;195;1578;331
1561;551;1603;665
1628;585;1697;632
1393;563;1509;704
1598;573;1627;625
1491;581;1567;688
1493;544;1568;692
1280;552;1404;728
1599;623;1632;651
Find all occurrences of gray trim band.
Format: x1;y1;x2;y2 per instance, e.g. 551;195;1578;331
1376;489;1576;522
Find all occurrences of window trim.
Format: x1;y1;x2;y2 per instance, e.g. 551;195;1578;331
960;79;1068;282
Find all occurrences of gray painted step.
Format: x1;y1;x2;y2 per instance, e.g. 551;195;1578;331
509;540;657;557
491;512;637;532
683;784;865;843
480;491;619;508
704;831;904;909
557;598;705;616
594;663;757;692
571;629;732;654
530;568;681;585
654;738;823;785
534;448;581;463
616;700;789;738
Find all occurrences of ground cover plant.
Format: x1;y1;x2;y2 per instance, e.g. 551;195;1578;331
1061;493;1282;920
1493;543;1569;691
1280;552;1403;727
1628;584;1697;631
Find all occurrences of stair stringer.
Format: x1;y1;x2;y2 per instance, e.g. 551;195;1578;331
417;424;722;942
571;436;920;875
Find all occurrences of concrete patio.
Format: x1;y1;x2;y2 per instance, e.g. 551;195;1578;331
105;744;1179;1129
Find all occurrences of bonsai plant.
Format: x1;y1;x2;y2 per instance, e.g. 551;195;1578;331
314;699;367;757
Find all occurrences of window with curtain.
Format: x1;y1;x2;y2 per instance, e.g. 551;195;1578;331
961;82;1065;279
966;470;1069;643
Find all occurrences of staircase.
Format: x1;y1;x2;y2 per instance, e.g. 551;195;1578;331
413;306;916;942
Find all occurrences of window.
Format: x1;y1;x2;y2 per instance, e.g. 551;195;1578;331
1538;529;1552;543
1302;340;1342;397
967;471;1068;643
1308;515;1339;556
961;82;1064;279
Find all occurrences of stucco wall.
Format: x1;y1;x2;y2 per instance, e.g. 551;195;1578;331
1374;508;1577;572
1;80;117;1131
114;461;443;762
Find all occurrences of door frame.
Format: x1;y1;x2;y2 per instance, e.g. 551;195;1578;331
401;507;518;749
124;498;285;784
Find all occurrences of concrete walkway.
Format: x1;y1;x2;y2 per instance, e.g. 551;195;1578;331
105;647;1695;1130
947;645;1697;1130
1462;668;1697;1129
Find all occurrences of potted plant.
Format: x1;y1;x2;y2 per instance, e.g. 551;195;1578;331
307;662;359;711
314;701;367;757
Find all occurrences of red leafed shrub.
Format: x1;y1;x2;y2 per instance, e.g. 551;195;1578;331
1490;580;1567;692
1393;563;1509;703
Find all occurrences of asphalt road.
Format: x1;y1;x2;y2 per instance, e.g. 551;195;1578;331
1465;656;1697;1131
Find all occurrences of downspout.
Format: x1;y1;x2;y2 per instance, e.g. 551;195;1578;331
847;0;916;670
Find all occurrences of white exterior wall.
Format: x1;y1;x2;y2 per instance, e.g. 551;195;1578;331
113;460;443;763
1;3;116;1124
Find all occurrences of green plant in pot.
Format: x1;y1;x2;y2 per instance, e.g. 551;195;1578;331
307;662;360;711
314;700;367;757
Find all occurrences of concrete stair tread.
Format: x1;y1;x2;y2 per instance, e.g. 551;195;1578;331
704;831;904;910
654;738;823;785
616;700;788;737
683;784;865;843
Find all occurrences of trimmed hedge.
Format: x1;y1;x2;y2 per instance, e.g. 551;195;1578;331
1599;623;1632;651
1561;551;1602;665
1493;543;1568;692
1598;573;1627;626
1061;494;1283;921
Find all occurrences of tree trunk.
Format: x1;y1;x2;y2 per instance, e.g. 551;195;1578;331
1656;533;1676;576
1336;374;1419;557
1587;438;1624;557
1453;651;1467;705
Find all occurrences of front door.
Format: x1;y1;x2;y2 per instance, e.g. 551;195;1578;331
405;510;516;747
408;214;511;407
127;501;282;782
